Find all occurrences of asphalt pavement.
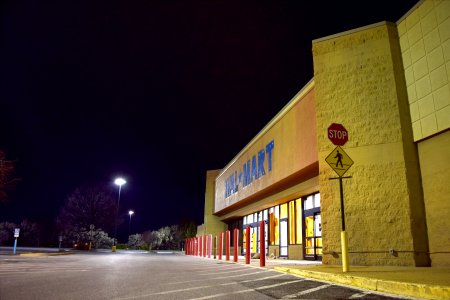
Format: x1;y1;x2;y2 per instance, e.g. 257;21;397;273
1;247;449;299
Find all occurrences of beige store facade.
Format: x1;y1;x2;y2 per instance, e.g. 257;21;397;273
199;0;450;267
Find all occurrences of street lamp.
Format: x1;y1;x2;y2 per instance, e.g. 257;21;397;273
113;177;126;252
128;210;134;236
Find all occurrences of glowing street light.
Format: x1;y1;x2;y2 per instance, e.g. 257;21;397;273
128;210;134;236
113;177;126;252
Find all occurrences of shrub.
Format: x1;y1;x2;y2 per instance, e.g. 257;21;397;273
116;243;127;249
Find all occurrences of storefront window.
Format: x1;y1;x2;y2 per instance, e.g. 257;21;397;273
269;206;279;245
314;193;321;208
305;216;315;255
295;199;302;244
247;214;253;224
304;193;322;259
305;195;314;210
280;203;288;219
289;201;296;244
274;206;279;245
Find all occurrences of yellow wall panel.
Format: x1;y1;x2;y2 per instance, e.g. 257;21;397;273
436;106;450;130
419;130;450;266
313;21;429;266
400;0;450;140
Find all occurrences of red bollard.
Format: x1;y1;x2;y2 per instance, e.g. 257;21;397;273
233;228;239;262
185;239;189;255
196;237;199;256
218;232;223;260
209;234;212;258
203;235;207;257
199;236;203;257
225;230;230;261
245;226;250;264
207;235;211;258
214;235;217;259
260;221;265;267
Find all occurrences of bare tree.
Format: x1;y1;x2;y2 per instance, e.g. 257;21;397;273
19;219;41;247
0;222;16;246
56;183;116;245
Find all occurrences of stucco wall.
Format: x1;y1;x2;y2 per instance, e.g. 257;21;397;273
312;22;429;266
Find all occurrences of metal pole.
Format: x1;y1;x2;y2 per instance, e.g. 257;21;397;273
113;184;122;249
13;238;18;255
339;177;346;231
329;176;351;272
339;177;349;272
128;213;132;236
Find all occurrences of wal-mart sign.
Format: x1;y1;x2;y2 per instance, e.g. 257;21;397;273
225;140;274;198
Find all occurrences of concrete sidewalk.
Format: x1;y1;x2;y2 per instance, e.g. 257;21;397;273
235;257;450;300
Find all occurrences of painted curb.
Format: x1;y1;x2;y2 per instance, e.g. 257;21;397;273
19;252;73;257
274;267;450;300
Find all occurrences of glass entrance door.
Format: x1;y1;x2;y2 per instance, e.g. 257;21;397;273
280;219;288;256
303;193;322;260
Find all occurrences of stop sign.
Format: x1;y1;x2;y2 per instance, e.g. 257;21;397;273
328;123;348;146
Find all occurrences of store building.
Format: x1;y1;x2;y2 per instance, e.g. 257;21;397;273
198;0;450;267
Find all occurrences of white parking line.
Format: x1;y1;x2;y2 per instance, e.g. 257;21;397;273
165;270;270;285
117;273;295;299
188;279;306;300
349;291;372;298
197;268;254;275
282;283;331;298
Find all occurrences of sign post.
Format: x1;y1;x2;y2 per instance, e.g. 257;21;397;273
326;124;352;273
13;228;20;255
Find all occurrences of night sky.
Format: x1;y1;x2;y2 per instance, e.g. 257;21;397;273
1;1;418;237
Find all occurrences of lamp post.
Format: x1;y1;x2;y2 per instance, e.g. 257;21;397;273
128;210;134;236
113;177;126;252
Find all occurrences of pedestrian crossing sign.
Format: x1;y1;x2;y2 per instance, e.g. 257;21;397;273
325;146;354;177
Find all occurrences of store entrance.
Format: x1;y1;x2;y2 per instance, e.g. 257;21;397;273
303;194;322;260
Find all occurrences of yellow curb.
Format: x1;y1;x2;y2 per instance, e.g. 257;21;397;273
274;267;450;300
19;252;73;257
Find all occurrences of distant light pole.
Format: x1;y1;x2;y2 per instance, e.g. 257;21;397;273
128;210;134;236
113;177;126;252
